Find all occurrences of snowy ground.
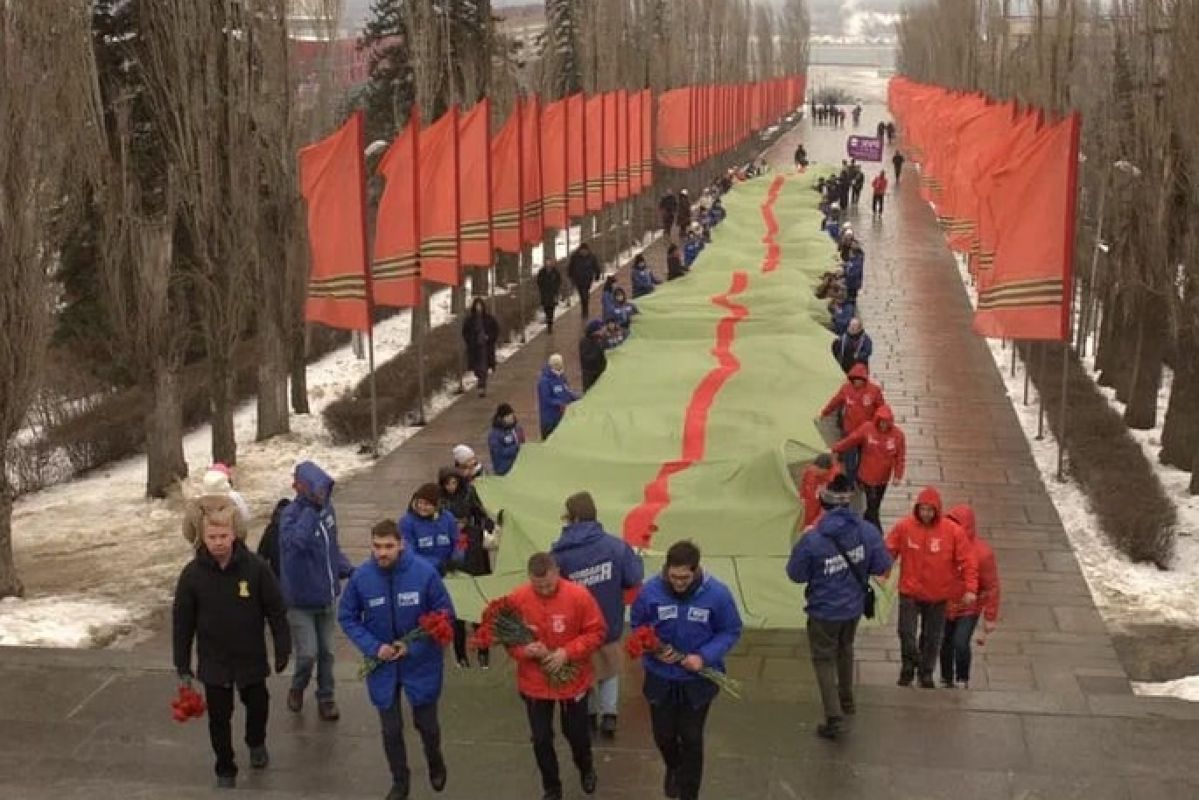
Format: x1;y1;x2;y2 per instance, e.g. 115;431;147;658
2;226;655;649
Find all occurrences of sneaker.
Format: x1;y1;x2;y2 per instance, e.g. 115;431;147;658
816;717;843;740
664;768;680;799
287;688;303;712
385;782;410;800
839;698;856;716
478;652;490;670
249;745;269;769
897;668;914;687
429;757;447;792
216;775;236;790
580;768;598;795
456;658;470;669
918;675;936;689
600;714;617;738
318;700;341;720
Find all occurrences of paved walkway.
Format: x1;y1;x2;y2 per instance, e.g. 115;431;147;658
4;109;1199;800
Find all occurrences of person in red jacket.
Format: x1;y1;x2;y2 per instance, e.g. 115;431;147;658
884;487;978;688
819;363;885;487
505;552;606;800
798;453;840;529
831;405;905;528
940;505;1001;688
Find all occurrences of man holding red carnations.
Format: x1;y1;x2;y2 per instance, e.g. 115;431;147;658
339;520;456;800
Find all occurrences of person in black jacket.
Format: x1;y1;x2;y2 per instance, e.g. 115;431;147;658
536;261;563;333
173;524;291;789
255;499;291;577
438;466;495;669
567;243;601;318
666;244;687;281
675;189;691;234
579;319;608;392
658;192;679;237
461;298;500;398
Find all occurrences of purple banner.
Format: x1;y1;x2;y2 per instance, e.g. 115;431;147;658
846;135;883;162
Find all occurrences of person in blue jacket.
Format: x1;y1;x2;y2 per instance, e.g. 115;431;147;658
398;483;458;575
631;254;661;298
550;492;644;738
630;540;743;800
537;353;579;440
600;273;619;321
606;287;638;331
682;225;704;268
831;318;873;373
487;402;525;476
843;255;864;302
339;520;455;800
786;475;892;740
279;460;353;721
831;298;857;335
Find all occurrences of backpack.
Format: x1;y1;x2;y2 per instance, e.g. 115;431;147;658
256;499;291;576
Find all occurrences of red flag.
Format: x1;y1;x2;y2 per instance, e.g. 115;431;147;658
372;111;420;309
458;99;493;268
616;89;630;201
602;91;618;205
585;94;604;211
541;97;569;229
299;110;371;331
628;90;643;195
491;99;521;253
655;88;691;168
640;89;654;193
566;93;586;218
520;95;544;245
419;107;460;285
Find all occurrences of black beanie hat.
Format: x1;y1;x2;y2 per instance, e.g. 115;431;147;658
819;474;855;509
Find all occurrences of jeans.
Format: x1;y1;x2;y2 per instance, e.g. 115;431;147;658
872;194;884;214
862;482;888;529
649;694;711;800
204;682;268;778
288;606;336;700
807;617;859;719
522;694;593;794
898;595;947;679
589;675;620;716
378;697;442;791
940;614;980;685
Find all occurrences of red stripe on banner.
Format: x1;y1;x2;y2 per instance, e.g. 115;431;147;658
760;175;785;272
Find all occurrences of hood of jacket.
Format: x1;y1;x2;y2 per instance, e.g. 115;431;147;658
294;461;335;506
946;504;977;541
551;520;606;553
874;404;895;427
847;363;870;382
912;486;943;524
540;364;563;382
814;506;861;546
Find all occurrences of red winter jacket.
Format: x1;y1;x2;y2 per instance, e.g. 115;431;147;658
505;579;606;700
799;463;840;528
832;405;906;486
885;487;978;603
820;363;886;436
945;505;1001;621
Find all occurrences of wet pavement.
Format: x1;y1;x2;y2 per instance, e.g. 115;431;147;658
4;109;1199;799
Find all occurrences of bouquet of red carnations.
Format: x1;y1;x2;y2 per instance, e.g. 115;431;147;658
471;597;579;686
170;685;207;722
359;609;455;678
625;625;743;699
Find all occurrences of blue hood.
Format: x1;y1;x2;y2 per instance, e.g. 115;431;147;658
552;520;607;553
294;461;335;505
551;521;644;644
785;507;892;622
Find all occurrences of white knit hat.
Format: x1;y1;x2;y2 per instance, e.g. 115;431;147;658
202;469;231;495
452;444;476;465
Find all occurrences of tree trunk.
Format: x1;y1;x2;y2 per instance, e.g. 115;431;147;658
256;315;290;441
472;265;491;296
1160;353;1199;471
451;284;466;315
0;465;25;600
1098;307;1135;399
1123;298;1166;430
290;325;310;415
210;362;237;467
146;365;188;498
1191;441;1199;495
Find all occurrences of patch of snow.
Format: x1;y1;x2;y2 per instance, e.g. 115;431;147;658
948;250;1199;631
0;596;138;648
1133;675;1199;703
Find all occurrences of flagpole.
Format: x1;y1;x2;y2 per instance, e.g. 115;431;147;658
412;106;427;426
353;110;380;458
517;94;528;343
1057;112;1083;480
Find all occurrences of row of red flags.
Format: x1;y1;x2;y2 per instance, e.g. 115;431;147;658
888;76;1081;342
300;78;804;332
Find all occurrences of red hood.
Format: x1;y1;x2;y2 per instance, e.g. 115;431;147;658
874;404;895;427
912;486;943;524
847;363;870;381
946;504;977;540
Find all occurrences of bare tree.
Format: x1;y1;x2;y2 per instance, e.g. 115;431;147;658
0;0;94;598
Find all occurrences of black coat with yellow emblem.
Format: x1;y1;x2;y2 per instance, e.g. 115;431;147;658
172;540;291;686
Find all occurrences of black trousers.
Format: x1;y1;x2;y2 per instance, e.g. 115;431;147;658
542;301;556;331
872;193;885;214
898;595;947;679
940;614;980;684
204;682;269;778
649;697;711;800
523;694;593;793
452;619;489;663
378;696;442;790
574;282;592;318
807;616;859;719
862;482;888;529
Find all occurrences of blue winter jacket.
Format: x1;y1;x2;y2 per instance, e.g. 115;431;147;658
537;365;578;433
601;289;617;322
832;301;857;335
337;549;455;709
279;461;353;609
844;258;864;300
683;238;703;267
630;572;743;683
398;510;459;574
785;507;892;622
632;265;660;298
488;422;524;476
607;302;638;330
551;521;645;644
